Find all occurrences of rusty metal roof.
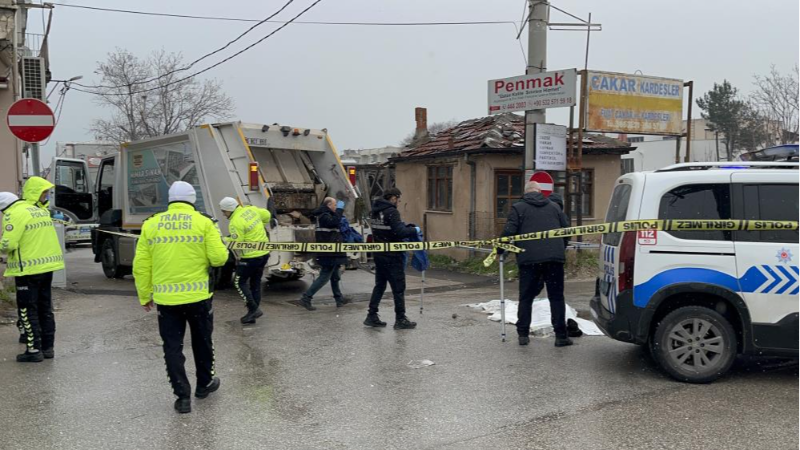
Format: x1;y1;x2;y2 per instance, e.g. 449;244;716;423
394;113;633;160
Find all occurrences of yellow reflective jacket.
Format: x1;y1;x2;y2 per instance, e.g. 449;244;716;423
228;205;271;259
1;178;64;277
133;202;229;306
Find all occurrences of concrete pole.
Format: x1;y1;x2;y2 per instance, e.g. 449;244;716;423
524;0;547;177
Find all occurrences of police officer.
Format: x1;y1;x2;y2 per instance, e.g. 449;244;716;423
133;182;228;414
365;188;419;329
0;176;65;363
219;197;271;324
299;197;349;310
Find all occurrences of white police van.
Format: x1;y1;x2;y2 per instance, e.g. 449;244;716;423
591;162;798;383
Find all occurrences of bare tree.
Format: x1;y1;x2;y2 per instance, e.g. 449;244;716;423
90;49;235;143
400;120;460;147
751;64;799;144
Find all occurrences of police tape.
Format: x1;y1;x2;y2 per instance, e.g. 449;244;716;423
95;219;798;264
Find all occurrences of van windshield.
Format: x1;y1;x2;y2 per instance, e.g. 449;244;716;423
603;183;632;246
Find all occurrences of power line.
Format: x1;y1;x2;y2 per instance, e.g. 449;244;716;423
72;0;327;97
51;2;517;27
75;0;298;90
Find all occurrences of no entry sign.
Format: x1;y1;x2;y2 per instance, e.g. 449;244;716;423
530;171;554;197
7;98;55;143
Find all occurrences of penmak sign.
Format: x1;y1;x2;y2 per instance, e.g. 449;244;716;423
584;71;684;135
488;69;576;114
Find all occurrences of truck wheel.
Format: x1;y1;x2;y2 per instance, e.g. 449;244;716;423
650;306;737;384
101;239;126;279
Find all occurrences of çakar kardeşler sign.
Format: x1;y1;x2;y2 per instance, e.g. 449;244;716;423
534;123;567;171
488;69;576;114
585;71;684;135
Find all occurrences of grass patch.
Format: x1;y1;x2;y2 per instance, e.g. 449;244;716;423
429;249;599;280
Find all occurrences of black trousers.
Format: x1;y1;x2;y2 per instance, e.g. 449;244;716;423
517;262;567;338
368;254;406;317
157;299;215;399
235;255;268;311
15;272;55;352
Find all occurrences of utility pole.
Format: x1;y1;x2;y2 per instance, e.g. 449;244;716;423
524;0;548;178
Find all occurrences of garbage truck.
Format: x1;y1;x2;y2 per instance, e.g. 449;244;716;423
90;121;360;281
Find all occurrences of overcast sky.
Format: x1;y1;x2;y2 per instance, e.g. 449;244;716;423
36;0;799;163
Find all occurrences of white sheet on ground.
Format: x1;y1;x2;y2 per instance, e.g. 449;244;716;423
465;299;604;336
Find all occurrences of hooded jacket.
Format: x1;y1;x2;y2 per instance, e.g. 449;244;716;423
310;203;347;266
502;192;569;265
1;178;64;277
23;176;53;209
227;205;271;259
370;199;417;257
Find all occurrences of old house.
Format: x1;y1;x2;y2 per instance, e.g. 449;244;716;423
390;111;634;260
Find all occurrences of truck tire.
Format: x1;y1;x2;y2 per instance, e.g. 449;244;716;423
650;306;737;384
101;238;128;279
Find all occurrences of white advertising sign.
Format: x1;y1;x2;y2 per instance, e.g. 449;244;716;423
534;123;567;171
488;69;577;114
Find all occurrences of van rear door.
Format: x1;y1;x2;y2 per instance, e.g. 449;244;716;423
599;181;634;314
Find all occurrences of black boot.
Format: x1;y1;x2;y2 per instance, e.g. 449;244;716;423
300;297;316;311
253;309;264;319
555;336;574;347
174;397;191;414
518;336;530;346
567;319;583;338
240;305;258;324
16;351;44;363
195;377;221;399
363;313;387;327
335;297;352;307
394;316;417;330
42;348;54;359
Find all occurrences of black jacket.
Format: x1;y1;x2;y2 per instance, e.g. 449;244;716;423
370;199;417;256
311;204;347;266
502;192;569;265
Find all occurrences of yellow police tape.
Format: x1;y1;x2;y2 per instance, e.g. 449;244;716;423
96;219;798;268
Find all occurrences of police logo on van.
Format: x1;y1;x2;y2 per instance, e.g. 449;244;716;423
777;248;793;264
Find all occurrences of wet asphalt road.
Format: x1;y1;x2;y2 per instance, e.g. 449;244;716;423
0;248;796;450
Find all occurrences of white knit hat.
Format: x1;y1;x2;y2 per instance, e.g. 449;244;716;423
168;181;197;204
0;192;19;211
219;197;239;212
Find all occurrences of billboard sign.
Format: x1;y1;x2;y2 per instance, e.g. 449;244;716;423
584;71;684;135
488;69;577;114
534;123;567;171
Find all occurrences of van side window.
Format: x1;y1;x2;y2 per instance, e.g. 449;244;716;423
658;184;732;241
735;184;799;243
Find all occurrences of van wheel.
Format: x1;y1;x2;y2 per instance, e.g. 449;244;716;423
101;239;127;279
650;306;737;384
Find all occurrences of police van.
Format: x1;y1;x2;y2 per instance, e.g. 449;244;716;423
590;162;798;383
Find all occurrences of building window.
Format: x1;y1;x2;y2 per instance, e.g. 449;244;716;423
627;136;645;143
554;169;594;218
495;170;523;219
621;158;634;175
427;165;453;211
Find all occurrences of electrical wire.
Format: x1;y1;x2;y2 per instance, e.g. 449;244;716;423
72;0;327;97
74;0;297;90
51;3;519;27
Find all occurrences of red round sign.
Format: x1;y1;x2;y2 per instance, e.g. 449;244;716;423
7;98;55;143
530;171;554;197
